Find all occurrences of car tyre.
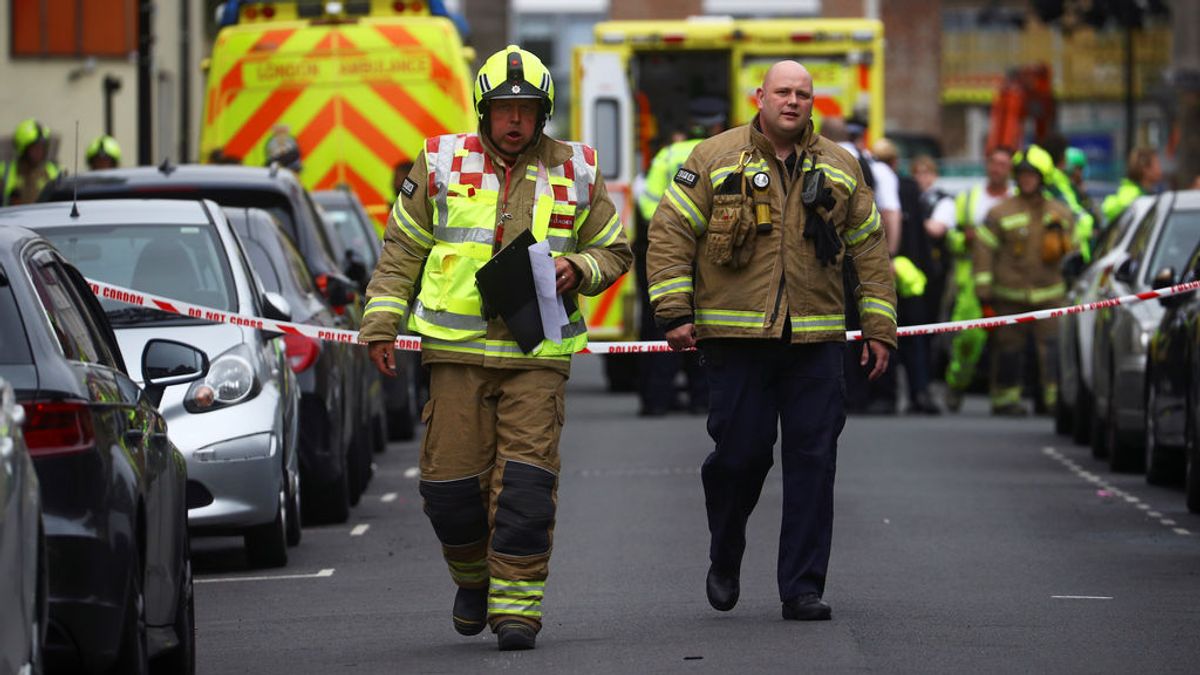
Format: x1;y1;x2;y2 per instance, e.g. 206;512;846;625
1145;383;1175;485
1054;388;1072;435
244;485;288;568
1107;382;1143;472
1090;392;1108;459
310;459;351;525
111;548;149;675
286;472;302;547
28;521;47;675
151;556;194;675
1072;379;1092;445
1187;406;1200;514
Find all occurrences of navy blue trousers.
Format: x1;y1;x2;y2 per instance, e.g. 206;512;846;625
700;339;845;602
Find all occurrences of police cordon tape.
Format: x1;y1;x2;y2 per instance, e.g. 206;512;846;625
86;278;1200;355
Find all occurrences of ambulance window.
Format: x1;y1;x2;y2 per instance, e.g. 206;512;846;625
594;98;620;180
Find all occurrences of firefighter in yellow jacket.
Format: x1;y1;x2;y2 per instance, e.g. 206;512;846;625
360;46;632;650
647;61;897;621
973;154;1075;416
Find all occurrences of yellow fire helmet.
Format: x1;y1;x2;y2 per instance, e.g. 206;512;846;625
473;45;554;122
86;135;122;164
12;118;49;157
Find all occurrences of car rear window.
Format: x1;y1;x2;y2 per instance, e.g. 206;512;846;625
0;278;33;365
42;224;236;315
320;202;375;268
1146;209;1200;283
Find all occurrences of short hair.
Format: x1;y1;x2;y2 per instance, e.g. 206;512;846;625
1041;133;1068;165
989;145;1015;160
871;137;898;164
911;155;938;175
821;116;849;142
1126;146;1157;182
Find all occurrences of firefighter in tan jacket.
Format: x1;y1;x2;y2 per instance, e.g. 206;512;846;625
360;46;632;651
647;61;897;622
973;154;1075;416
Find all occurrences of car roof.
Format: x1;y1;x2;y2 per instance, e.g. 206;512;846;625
0;198;215;229
311;189;355;205
1168;189;1200;210
41;164;301;199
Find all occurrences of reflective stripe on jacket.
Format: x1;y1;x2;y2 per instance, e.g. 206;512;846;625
972;191;1075;307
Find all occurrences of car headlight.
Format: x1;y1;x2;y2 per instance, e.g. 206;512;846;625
184;344;262;413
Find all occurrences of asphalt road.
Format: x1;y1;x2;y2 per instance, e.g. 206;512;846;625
193;357;1200;674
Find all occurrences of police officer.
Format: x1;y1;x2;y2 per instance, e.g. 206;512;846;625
2;118;59;206
360;46;631;651
973;153;1075;416
940;146;1013;412
647;60;896;621
86;134;121;170
635;97;726;416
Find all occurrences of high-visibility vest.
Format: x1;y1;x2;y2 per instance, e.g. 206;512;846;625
1101;178;1143;225
408;133;595;358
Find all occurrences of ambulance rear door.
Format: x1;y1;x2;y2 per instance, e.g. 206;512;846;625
573;44;635;340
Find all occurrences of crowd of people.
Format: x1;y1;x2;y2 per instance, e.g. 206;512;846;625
632;104;1169;419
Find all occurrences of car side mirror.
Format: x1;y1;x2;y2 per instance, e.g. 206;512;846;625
141;339;209;407
1113;257;1138;285
319;273;355;308
1152;267;1175;291
344;249;369;291
1061;251;1085;284
262;292;292;322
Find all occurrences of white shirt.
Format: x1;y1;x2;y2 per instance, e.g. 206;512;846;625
960;183;1012;229
871;160;901;213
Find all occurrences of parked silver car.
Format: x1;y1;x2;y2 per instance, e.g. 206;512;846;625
0;378;45;675
1090;190;1200;471
19;198;303;568
1056;195;1154;445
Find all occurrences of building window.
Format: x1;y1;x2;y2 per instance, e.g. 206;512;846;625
11;0;138;59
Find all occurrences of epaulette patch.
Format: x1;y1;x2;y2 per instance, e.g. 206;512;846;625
673;168;698;188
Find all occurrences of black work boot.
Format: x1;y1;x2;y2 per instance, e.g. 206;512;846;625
495;619;537;651
705;565;740;611
453;587;487;636
782;593;832;621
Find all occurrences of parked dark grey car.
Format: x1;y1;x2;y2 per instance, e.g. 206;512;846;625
0;224;207;674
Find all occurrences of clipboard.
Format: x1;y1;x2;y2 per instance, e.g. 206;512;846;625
475;229;544;353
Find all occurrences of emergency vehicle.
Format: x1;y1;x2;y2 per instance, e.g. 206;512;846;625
200;0;475;232
572;17;886;341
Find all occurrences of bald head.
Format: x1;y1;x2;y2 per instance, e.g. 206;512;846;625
755;60;815;152
762;60;811;91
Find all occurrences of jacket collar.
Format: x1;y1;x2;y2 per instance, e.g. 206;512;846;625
749;114;817;161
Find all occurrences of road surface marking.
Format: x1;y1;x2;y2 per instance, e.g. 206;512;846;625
1052;595;1112;600
1173;528;1191;536
1161;519;1176;526
1148;511;1162;518
197;568;335;584
350;524;370;536
1136;503;1150;510
381;492;398;503
403;466;419;479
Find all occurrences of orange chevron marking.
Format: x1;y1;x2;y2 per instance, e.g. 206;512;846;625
296;100;338;157
369;82;446;139
589;274;625;326
312;29;363;54
371;24;462;103
340;101;406;166
341;164;387;211
251;28;297;53
223;88;303;159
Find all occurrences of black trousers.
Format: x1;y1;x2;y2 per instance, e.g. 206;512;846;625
700;339;845;601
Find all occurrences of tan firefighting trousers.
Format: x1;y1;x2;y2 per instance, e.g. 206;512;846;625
989;301;1060;410
418;363;566;632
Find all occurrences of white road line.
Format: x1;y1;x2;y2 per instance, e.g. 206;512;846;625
403;466;419;479
1052;595;1113;600
1161;519;1177;526
1136;503;1151;510
1148;511;1162;518
1174;528;1191;536
197;568;335;584
350;524;370;536
381;492;398;503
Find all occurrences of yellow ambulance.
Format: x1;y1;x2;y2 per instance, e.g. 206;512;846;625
571;17;885;342
200;0;475;232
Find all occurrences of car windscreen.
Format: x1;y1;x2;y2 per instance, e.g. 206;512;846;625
0;276;33;364
1146;209;1200;283
41;224;237;325
319;202;376;268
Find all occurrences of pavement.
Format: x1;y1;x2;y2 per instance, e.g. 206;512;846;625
193;357;1200;674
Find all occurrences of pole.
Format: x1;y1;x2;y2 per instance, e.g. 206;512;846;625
1124;24;1136;157
103;75;122;136
138;0;154;165
179;0;191;163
